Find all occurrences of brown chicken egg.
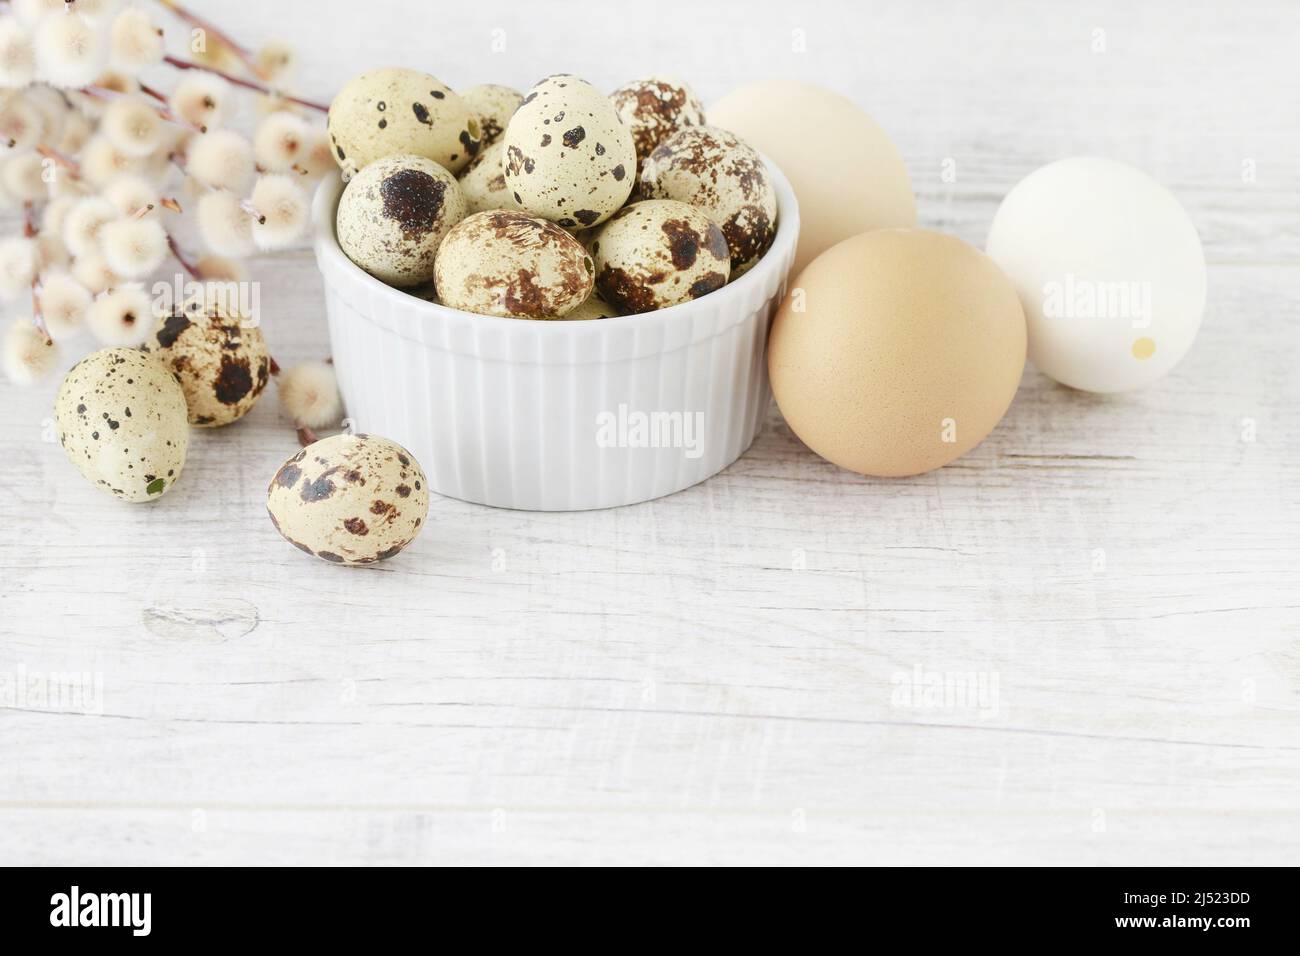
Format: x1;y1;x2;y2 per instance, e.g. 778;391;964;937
768;229;1026;477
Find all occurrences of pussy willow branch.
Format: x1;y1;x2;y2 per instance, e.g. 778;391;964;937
165;231;201;280
154;0;270;80
23;203;53;346
163;55;328;113
79;84;206;134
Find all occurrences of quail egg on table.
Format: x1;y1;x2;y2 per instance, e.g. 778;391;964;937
610;75;705;170
639;126;777;276
457;141;517;214
336;153;467;287
327;68;481;177
142;297;271;427
54;347;189;502
503;74;635;229
267;432;430;565
435;210;594;319
462;84;523;148
589;199;730;314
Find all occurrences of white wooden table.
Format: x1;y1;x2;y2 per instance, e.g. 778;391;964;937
2;0;1297;865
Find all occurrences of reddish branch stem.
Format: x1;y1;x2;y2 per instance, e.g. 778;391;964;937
79;84;205;133
36;144;80;173
155;0;269;80
163;55;328;113
166;231;202;280
23;204;52;346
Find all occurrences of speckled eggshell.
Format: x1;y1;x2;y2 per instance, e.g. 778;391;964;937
54;347;189;502
142;299;271;427
266;433;429;565
589;199;730;313
462;84;523;148
503;74;635;229
434;210;594;319
457;141;518;214
562;292;621;321
336;154;466;287
610;75;706;170
327;68;481;177
639;126;777;277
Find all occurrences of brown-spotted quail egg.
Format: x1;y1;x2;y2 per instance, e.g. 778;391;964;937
503;74;635;229
462;84;523;148
563;292;621;321
143;297;271;426
267;433;429;565
336;153;466;287
435;210;594;319
54;347;189;502
590;199;730;313
639;126;777;276
610;75;706;170
327;68;481;177
457;141;517;214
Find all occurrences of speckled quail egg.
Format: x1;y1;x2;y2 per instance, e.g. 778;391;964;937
457;141;518;214
610;75;705;170
563;292;621;321
503;74;635;229
54;347;189;502
327;68;481;177
336;153;467;287
267;432;429;565
590;199;730;313
462;84;523;148
142;298;271;427
639;126;777;276
435;210;594;319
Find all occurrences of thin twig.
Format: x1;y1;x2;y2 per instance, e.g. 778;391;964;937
154;0;270;80
79;84;206;134
163;54;328;113
36;144;80;173
138;82;170;105
30;277;53;347
24;204;53;345
166;231;201;280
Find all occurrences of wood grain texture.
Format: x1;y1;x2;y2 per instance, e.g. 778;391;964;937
1;0;1297;866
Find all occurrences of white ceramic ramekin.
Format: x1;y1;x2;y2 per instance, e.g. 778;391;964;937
311;163;799;510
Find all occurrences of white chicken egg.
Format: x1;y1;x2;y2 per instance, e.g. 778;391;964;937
985;157;1206;393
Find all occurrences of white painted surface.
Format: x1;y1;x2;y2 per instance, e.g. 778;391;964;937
1;0;1297;865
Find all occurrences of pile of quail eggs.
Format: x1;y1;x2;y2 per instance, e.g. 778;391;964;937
53;295;430;568
329;70;779;318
